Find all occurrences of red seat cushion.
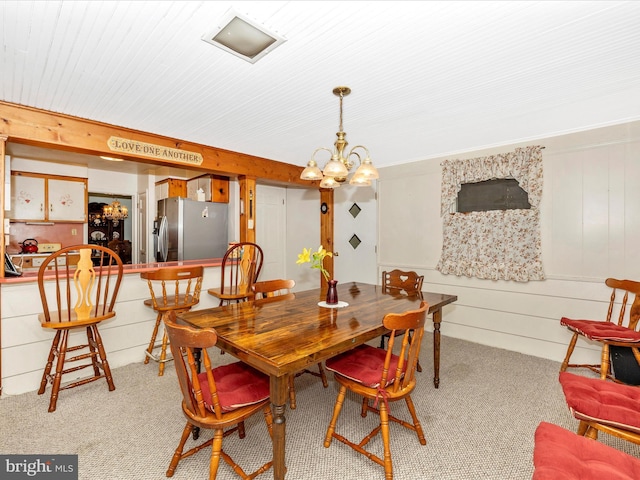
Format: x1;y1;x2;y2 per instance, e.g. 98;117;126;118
198;361;270;413
533;421;640;480
560;317;640;342
325;344;401;388
559;371;640;434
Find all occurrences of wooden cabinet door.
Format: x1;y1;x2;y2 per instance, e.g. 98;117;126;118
48;178;87;222
10;174;46;221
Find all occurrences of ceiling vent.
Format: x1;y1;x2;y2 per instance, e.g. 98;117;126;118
201;9;286;64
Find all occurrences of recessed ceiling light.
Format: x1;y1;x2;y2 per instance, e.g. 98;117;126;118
100;156;124;162
202;9;286;64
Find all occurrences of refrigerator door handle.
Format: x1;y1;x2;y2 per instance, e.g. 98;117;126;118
159;215;168;262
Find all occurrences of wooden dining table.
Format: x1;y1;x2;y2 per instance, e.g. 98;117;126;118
175;281;457;480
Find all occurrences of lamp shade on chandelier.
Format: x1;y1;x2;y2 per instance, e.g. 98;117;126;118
300;87;379;188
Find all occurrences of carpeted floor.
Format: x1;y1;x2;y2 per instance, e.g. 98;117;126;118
3;335;640;479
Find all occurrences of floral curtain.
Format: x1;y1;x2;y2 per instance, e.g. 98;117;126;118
436;145;544;282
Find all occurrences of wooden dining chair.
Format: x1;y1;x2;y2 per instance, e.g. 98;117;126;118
37;245;123;412
560;278;640;381
163;311;273;480
380;269;424;372
251;279;328;409
324;301;429;479
141;265;203;376
208;242;263;306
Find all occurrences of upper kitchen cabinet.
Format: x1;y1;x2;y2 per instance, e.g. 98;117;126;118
155;178;187;200
187;174;229;203
10;171;88;223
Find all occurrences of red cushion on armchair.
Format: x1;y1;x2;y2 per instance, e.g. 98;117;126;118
559;371;640;434
533;421;640;480
199;361;270;413
560;317;640;343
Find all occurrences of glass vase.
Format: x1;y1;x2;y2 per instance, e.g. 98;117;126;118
326;279;339;305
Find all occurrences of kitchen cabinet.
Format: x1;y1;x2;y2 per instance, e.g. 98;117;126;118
10;171;87;222
155;178;187;200
186;174;229;203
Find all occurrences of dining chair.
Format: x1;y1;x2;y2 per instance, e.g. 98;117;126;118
324;301;429;479
37;244;123;412
532;421;640;480
251;279;328;409
559;371;640;446
380;269;424;372
163;311;273;480
141;265;204;376
208;242;263;306
559;278;640;381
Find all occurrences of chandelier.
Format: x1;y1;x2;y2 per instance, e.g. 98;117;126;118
300;86;379;188
103;200;128;225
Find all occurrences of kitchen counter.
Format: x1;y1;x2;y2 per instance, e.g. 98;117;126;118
0;259;225;395
0;257;224;284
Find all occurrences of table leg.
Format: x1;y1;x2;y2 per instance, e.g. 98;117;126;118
270;375;288;479
432;309;442;388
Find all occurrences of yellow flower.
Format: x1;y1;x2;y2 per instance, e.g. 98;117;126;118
296;248;311;265
297;245;333;281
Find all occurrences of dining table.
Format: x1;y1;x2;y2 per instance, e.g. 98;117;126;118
175;281;457;480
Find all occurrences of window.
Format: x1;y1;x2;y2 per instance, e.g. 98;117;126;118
457;178;531;213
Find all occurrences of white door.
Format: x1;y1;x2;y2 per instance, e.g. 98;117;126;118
334;183;378;284
256;185;286;282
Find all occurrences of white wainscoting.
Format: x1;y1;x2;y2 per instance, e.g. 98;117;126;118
1;266;222;396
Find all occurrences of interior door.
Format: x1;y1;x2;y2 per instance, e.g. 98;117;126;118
256;185;286;282
334;184;378;284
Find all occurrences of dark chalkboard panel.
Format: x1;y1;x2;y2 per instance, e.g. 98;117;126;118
457;178;531;213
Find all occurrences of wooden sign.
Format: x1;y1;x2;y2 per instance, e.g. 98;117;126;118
107;136;203;165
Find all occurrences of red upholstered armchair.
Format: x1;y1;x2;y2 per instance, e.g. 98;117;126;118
560;278;640;381
533;422;640;480
559;371;640;445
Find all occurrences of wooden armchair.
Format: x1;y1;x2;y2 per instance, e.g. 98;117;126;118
560;278;640;381
37;245;123;412
208;242;263;306
324;301;429;479
163;311;273;480
251;279;328;409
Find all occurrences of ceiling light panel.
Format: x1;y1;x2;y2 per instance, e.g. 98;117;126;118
202;9;286;64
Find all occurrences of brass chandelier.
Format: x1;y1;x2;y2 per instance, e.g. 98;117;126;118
300;86;379;188
103;200;129;225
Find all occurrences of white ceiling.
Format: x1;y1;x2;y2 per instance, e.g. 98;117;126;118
2;1;640;174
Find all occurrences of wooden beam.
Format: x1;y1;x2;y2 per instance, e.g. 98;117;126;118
0;101;311;186
320;188;334;288
239;176;256;243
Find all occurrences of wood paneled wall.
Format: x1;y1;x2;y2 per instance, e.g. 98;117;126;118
377;121;640;367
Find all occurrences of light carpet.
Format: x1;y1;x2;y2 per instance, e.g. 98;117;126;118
2;335;640;479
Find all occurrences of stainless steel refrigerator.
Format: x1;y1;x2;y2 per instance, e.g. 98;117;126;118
155;197;228;262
